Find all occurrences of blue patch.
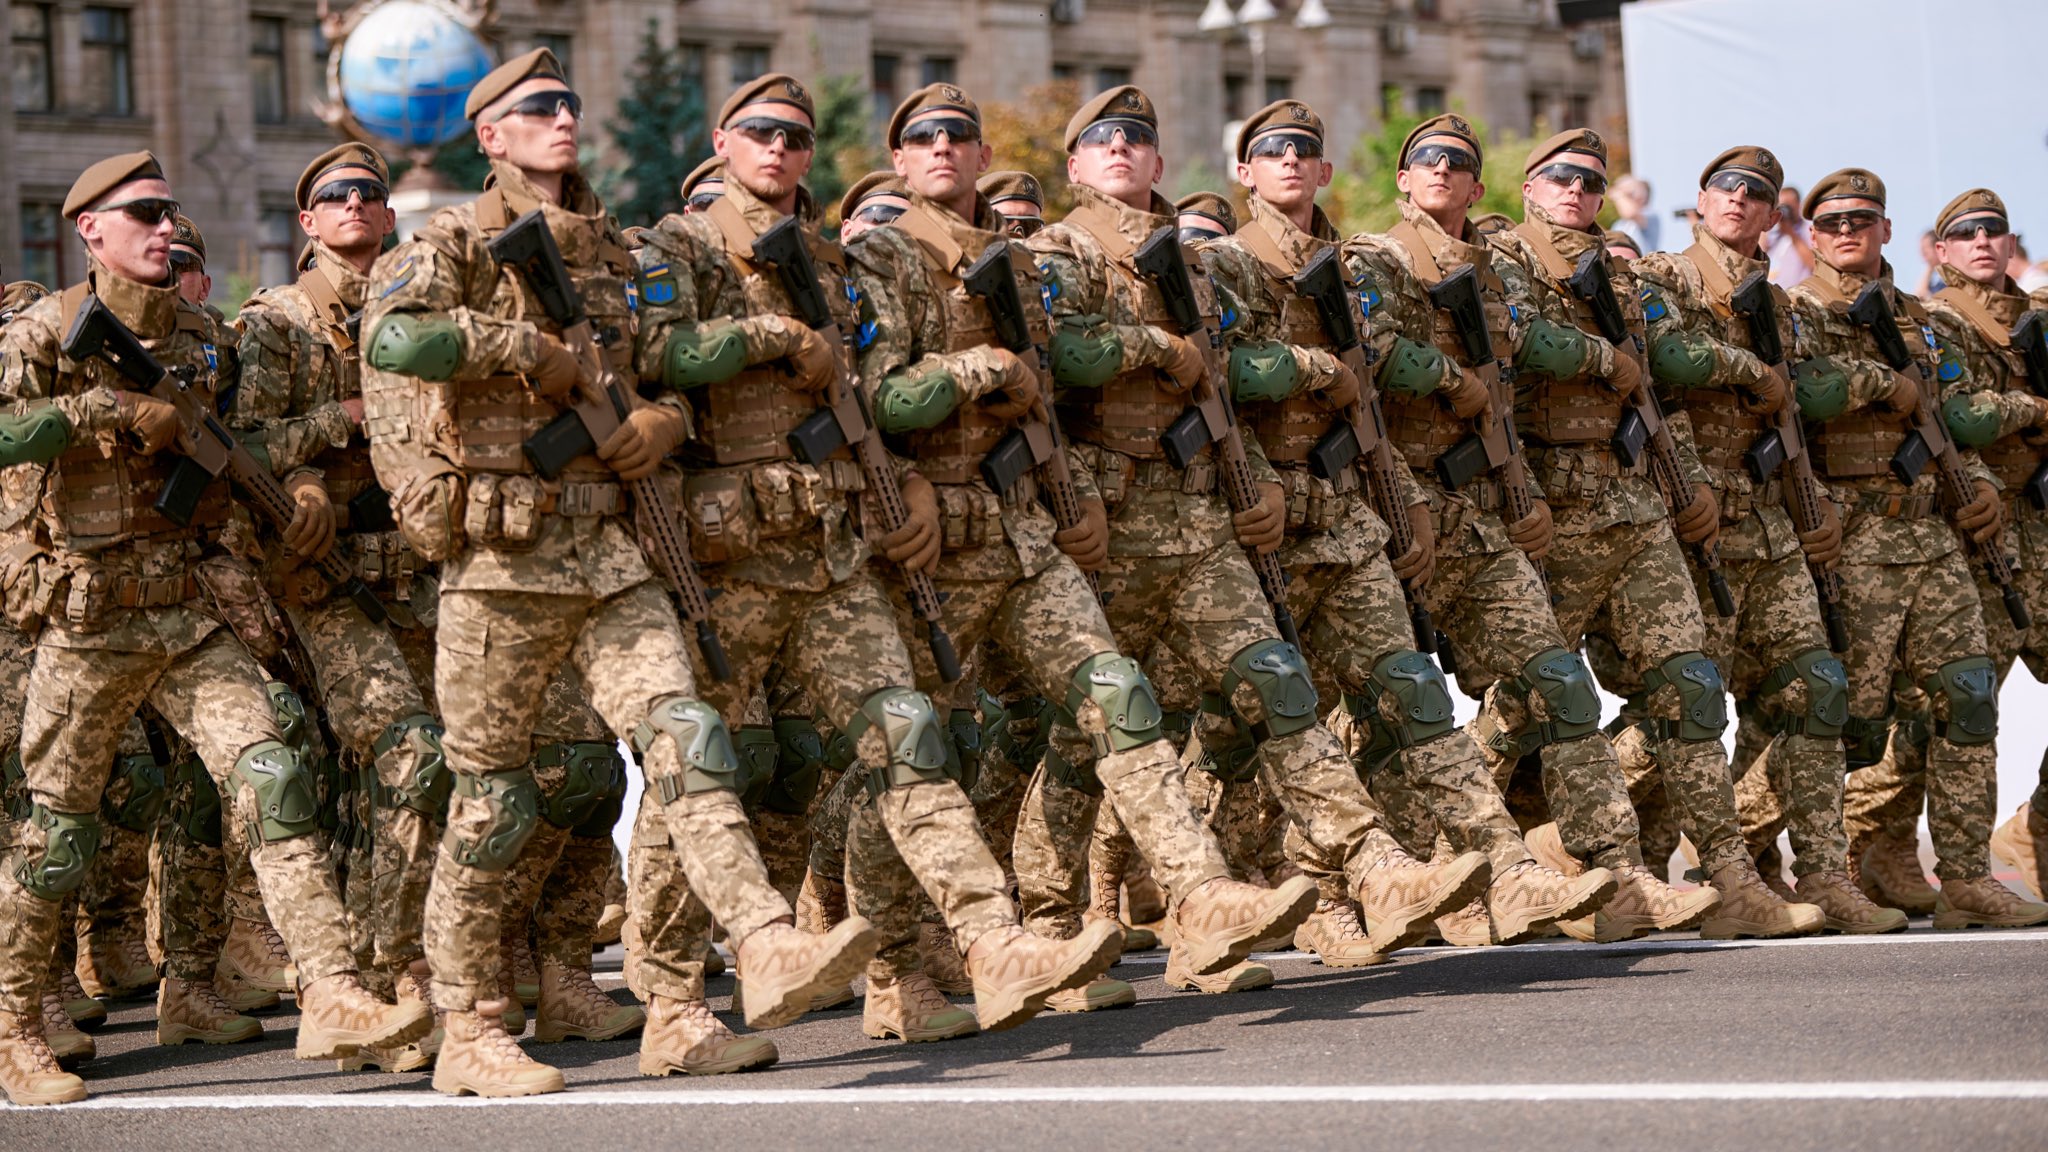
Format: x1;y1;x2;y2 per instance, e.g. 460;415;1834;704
1920;324;1936;350
1644;299;1667;322
624;281;639;313
1039;262;1061;300
1360;285;1382;315
641;278;676;305
1221;306;1238;331
202;343;218;372
1508;304;1520;323
380;257;416;299
843;278;859;305
1937;347;1963;383
858;320;878;350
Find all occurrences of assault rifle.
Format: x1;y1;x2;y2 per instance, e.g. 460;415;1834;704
1427;264;1542;577
754;215;962;683
488;209;731;680
1134;225;1302;649
1568;249;1735;616
62;297;387;625
1849;281;2029;630
1729;269;1851;653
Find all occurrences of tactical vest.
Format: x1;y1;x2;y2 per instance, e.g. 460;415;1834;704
1235;218;1351;466
1678;243;1776;475
892;203;1026;485
1384;220;1512;474
290;263;383;515
1511;221;1633;446
1800;270;1920;479
1055;198;1214;462
46;282;231;549
1936;281;2045;492
690;196;856;467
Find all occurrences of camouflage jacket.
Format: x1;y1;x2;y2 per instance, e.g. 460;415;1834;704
1028;182;1278;560
0;282;48;327
1924;265;2048;569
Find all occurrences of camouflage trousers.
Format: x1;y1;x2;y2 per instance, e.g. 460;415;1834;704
0;625;355;1015
428;578;787;1011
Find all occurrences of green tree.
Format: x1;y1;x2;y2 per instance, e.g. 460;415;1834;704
806;73;882;225
608;20;711;225
981;81;1079;219
1322;96;1534;235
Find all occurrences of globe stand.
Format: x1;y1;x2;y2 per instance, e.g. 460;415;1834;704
389;151;471;241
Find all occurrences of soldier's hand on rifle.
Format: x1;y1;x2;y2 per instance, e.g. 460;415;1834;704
1318;360;1361;411
880;472;942;573
597;404;687;482
1054;496;1110;573
1799;497;1843;567
1506;497;1554;562
116;390;180;455
1233;481;1287;554
1674;482;1720;545
1391;501;1436;586
530;332;583;401
1158;333;1208;394
1604;348;1643;398
1441;365;1491;420
341;397;365;427
1740;364;1787;415
980;349;1040;420
1956;478;2004;545
1879;369;1920;416
283;473;337;561
788;325;840;393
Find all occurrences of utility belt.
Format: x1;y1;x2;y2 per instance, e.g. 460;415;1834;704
927;474;1040;555
274;530;424;608
1852;488;1939;520
1271;462;1359;536
457;471;629;552
1713;474;1786;524
1089;449;1220;509
681;458;866;567
1530;442;1627;507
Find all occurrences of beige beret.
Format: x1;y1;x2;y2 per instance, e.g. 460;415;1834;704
887;83;981;150
463;47;567;121
717;73;815;129
295;142;390;211
1064;84;1156;153
63;151;166;220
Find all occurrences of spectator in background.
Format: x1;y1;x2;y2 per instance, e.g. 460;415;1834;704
1914;229;1946;295
2012;234;2048;293
1610;174;1659;252
1766;184;1813;286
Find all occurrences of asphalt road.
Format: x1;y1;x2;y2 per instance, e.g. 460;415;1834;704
6;926;2044;1151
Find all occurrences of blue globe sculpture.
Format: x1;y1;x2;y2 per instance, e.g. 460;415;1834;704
338;2;494;150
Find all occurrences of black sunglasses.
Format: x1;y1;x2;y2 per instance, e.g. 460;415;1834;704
1813;208;1882;236
493;89;582;122
1707;169;1776;204
1405;142;1480;175
686;192;723;211
1076;118;1158;149
1532;161;1607;196
854;203;907;226
900;116;981;146
728;117;817;152
999;215;1045;238
1943;214;2009;242
1246;132;1324;161
169;250;204;274
1179;225;1226;244
311;177;390;206
97;197;180;226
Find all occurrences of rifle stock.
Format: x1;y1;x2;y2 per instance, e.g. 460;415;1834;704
1427;263;1541;578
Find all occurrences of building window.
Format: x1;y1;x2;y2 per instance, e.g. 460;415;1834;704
1567;93;1591;128
1265;76;1291;103
1223;74;1246;120
1414;86;1446;115
1094;65;1131;94
731;44;769;86
534;32;572;81
871;53;899;123
251;16;286;124
80;6;133;116
1051;61;1076;84
1414;0;1441;19
920;56;955;86
18;202;66;288
259;208;297;288
10;3;51;112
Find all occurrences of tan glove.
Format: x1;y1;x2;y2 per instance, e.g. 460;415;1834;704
1955;478;2004;545
1158;333;1208;394
1054;496;1110;573
1319;361;1362;411
879;471;942;573
981;348;1041;421
1673;482;1720;545
1441;365;1492;420
282;473;337;561
530;333;582;401
1880;368;1921;416
1506;497;1554;562
117;390;180;455
1740;364;1788;415
1799;498;1844;568
1390;500;1436;587
597;404;687;482
1233;481;1287;554
786;325;840;393
1604;349;1644;398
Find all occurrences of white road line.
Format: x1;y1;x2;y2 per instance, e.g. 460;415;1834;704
31;1081;2048;1111
1106;929;2048;964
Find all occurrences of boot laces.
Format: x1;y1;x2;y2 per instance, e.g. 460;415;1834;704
899;972;953;1016
38;992;73;1032
560;969;617;1016
253;924;292;966
5;1016;61;1073
186;979;240;1018
1317;900;1369;941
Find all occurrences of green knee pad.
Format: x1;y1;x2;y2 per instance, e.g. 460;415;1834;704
15;805;101;900
443;768;541;871
233;740;322;844
267;682;312;758
1648;331;1716;388
172;761;222;847
1758;649;1848;739
1942;395;2002;449
374;713;451;819
1792;356;1851;421
1513;647;1603;751
535;741;627;831
1515;316;1591;379
1841;715;1893;770
103;751;168;833
946;708;983;794
734;725;781;809
1926;656;1998;745
662;319;749;390
873;367;962;434
1224;639;1320;741
1049;314;1124;389
1642;651;1728;742
1066;652;1165;756
848;686;954;798
1377;335;1449;399
364;313;462;381
1227;339;1300;403
1365;649;1456;748
0;405;72;466
635;695;743;801
766;716;830;816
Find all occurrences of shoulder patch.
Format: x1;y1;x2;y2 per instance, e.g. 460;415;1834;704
637;261;676;306
1639;284;1669;323
1937;344;1963;383
380;257;416;299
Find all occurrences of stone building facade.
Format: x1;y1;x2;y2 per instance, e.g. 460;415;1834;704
2;0;1622;298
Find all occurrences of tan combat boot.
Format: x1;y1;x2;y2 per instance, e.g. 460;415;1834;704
594;903;627;948
533;962;646;1044
156;977;263;1046
918;921;973;995
1701;859;1825;939
215;916;294;1010
76;931;157;1000
1486;860;1618;945
1126;868;1169;929
1169;875;1317;978
53;963;104;1031
733;918;879;1030
433;999;564;1096
1796;870;1908;934
1046;977;1138;1012
1087;852;1157;953
1558;864;1720;942
1357;847;1492;956
702;940;727;980
40;989;94;1068
504;930;540;1009
0;1011;87;1105
1434;899;1493;947
1932;876;2048;930
293;972;433;1060
965;921;1121;1032
496;963;527;1036
864;970;979;1040
1295;897;1387;965
1164;955;1273;993
338;968;440;1073
1857;832;1938;914
639;994;777;1076
1990;804;2047;901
